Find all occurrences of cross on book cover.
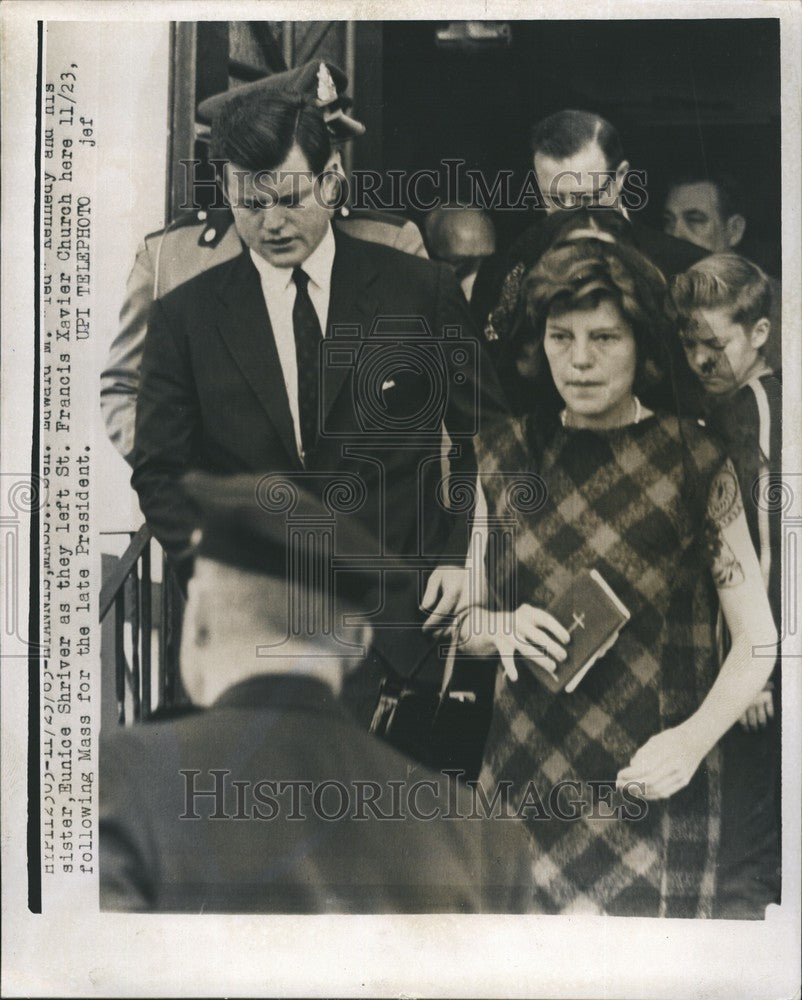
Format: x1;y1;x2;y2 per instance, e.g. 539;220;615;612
517;569;631;694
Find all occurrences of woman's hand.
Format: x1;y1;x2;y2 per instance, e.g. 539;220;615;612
616;723;707;800
420;566;472;639
739;683;775;731
493;604;571;682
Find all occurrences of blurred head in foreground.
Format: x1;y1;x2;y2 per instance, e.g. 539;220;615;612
180;471;376;706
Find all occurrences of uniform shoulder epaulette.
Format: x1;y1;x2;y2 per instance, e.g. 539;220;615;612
194;205;236;248
145;211;206;240
145;207;235;249
142;210;202;245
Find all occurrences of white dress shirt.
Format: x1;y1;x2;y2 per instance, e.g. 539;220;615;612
249;225;336;460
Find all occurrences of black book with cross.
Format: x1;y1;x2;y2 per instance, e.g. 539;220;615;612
519;569;631;694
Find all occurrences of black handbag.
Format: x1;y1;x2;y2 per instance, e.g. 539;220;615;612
369;637;495;779
369;671;441;762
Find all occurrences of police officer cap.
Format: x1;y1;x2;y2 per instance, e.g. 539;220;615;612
182;470;377;611
197;59;366;141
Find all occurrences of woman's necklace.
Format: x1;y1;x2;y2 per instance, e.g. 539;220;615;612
561;394;642;428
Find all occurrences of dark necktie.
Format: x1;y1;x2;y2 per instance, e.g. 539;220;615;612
292;266;322;458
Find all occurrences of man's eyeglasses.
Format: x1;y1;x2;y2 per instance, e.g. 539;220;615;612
544;173;616;210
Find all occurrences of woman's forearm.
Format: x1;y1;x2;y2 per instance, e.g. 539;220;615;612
681;630;776;759
455;605;503;657
686;477;779;757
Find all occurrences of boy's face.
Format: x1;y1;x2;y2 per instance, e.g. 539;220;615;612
680;307;769;395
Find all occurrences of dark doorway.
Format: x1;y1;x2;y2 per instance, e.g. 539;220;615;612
381;19;781;271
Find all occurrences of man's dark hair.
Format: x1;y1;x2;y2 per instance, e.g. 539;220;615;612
210;91;332;176
665;172;745;222
530;110;624;170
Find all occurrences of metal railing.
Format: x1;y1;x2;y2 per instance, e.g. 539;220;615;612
99;526;184;724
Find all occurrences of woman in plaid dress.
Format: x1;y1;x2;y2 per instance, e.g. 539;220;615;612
453;237;776;917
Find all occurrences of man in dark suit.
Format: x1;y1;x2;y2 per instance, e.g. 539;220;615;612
101;60;427;465
100;474;533;913
471;109;706;346
131;89;506;751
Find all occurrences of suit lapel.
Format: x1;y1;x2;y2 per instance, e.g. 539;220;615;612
214;251;300;466
322;231;380;426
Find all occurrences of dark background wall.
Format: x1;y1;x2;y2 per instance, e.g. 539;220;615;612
373;19;780;271
178;19;781;274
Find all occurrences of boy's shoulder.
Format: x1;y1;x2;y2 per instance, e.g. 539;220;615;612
732;371;781;417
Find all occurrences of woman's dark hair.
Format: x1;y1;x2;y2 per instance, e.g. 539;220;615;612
211;91;332;177
509;235;675;426
540;205;635;247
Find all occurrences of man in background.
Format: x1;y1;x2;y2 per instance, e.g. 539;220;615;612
662;169;783;275
100;473;533;912
471;108;705;348
423;205;496;304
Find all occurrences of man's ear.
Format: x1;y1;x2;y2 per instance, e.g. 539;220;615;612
749;317;770;352
613;159;630;195
217;164;229;206
317;153;345;209
215;173;228;209
220;162;244;209
327;148;344;174
725;213;746;248
355;623;372;655
179;582;211;705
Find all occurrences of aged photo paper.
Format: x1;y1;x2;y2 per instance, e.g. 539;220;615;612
1;1;800;996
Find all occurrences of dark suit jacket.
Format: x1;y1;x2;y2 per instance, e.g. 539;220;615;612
132;229;508;676
99;674;534;913
101;209;427;463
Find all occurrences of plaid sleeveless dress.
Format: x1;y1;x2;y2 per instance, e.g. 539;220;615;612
477;413;728;917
